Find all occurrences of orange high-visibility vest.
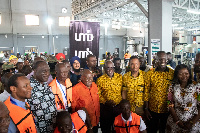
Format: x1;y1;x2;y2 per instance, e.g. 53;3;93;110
114;112;140;133
49;78;72;110
54;112;87;133
71;112;87;133
4;96;37;133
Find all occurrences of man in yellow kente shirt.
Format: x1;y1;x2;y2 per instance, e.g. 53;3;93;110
144;51;174;133
97;60;122;133
122;56;146;119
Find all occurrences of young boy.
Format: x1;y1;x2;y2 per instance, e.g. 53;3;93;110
55;109;93;133
114;99;147;133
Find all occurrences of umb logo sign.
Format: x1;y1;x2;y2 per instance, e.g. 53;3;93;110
69;21;100;67
75;48;93;58
75;30;94;42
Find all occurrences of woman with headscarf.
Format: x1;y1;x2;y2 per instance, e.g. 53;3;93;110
70;56;82;86
166;64;200;133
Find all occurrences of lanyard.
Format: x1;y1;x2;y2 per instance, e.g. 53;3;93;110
128;121;131;132
10;97;36;124
10;98;20;107
124;120;132;133
10;98;29;111
56;79;68;105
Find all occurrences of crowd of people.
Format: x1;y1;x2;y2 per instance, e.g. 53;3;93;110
0;51;200;133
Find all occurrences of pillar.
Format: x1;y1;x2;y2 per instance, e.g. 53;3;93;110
148;0;173;65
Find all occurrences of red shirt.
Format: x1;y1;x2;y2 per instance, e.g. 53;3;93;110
72;82;100;127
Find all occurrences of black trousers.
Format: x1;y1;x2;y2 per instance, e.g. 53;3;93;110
100;103;120;133
147;110;169;133
93;126;98;133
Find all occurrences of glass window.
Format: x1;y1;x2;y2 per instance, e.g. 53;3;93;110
59;17;70;26
25;15;39;25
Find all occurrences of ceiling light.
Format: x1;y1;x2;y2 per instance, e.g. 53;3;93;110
100;23;108;28
132;27;140;30
174;27;184;30
187;9;200;14
187;28;200;31
112;25;121;29
59;17;70;26
105;23;109;28
122;25;131;28
172;24;178;26
47;18;53;25
133;22;140;27
112;20;121;29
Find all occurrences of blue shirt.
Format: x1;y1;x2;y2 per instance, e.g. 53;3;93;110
8;96;26;133
70;71;81;86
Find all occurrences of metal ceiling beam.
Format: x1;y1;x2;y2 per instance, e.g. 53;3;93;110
72;0;106;15
71;0;200;29
73;0;132;20
173;0;200;10
132;0;148;18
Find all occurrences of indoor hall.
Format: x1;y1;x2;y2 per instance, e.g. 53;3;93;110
0;0;200;133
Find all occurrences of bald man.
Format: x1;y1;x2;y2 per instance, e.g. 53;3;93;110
49;63;72;111
0;102;10;133
97;60;122;133
71;69;100;133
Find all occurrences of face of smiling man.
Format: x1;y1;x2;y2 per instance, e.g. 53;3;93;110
104;61;114;78
10;76;33;102
34;61;50;84
156;52;167;70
